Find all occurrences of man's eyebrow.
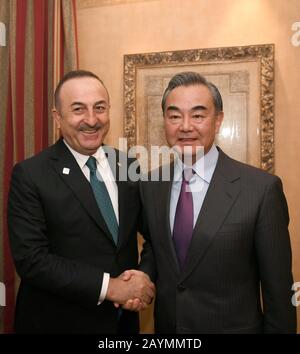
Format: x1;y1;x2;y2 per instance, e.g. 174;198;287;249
71;102;85;107
166;105;208;112
70;100;108;107
94;100;108;106
191;105;207;111
166;105;180;112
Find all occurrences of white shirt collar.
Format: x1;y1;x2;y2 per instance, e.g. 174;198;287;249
174;144;219;183
63;139;108;169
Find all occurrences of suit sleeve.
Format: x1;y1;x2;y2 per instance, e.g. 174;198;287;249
255;175;296;333
8;163;104;308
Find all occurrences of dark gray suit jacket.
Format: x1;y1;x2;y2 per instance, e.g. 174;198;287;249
140;148;296;333
8;139;140;333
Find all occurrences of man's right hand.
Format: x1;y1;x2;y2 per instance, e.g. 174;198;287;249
106;270;155;311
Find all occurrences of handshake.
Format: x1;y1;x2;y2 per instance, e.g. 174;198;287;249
106;270;155;312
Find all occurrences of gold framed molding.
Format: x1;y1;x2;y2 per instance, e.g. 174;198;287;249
124;44;275;173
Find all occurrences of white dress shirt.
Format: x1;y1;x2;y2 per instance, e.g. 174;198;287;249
170;144;219;233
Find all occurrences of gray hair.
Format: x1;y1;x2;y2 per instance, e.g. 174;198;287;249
161;71;223;114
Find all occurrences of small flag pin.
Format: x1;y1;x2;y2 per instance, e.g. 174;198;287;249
63;168;70;175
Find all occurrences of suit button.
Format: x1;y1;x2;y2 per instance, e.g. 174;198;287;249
177;284;186;291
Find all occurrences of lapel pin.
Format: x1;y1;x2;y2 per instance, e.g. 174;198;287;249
63;168;70;175
117;162;121;167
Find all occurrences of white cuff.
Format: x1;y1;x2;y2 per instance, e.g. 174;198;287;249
97;272;110;305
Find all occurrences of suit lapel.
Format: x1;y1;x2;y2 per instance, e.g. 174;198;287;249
107;147;127;250
180;150;241;282
154;163;182;274
50;140;114;243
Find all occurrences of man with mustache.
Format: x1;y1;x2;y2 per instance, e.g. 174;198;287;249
7;70;154;333
138;71;296;333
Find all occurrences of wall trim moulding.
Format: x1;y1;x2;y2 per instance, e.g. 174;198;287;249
77;0;157;9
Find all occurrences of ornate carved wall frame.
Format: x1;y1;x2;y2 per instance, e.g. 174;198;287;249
124;44;274;173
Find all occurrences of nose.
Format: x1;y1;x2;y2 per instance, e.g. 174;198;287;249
84;108;98;126
180;116;193;132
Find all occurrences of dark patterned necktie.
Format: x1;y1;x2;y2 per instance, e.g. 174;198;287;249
86;156;118;245
172;169;194;269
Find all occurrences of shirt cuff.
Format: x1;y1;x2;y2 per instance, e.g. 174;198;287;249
97;272;110;305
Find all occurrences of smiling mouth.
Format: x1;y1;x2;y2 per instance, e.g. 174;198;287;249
80;128;99;134
178;138;197;142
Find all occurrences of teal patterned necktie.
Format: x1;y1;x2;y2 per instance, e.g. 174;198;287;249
86;156;118;245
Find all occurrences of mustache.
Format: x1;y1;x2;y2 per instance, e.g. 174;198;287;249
79;123;102;131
